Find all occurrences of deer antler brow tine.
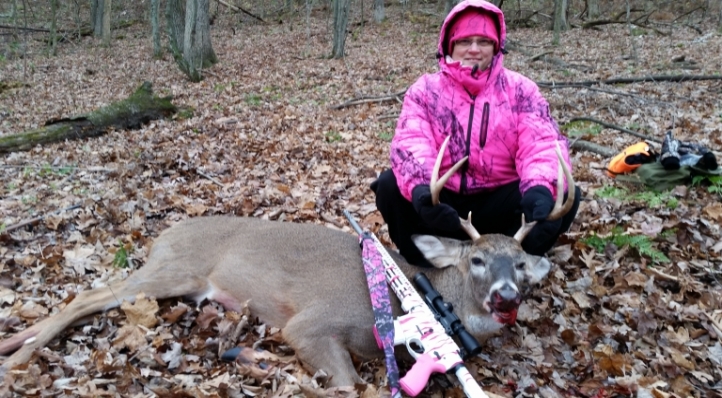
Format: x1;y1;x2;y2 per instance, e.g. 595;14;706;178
431;136;468;205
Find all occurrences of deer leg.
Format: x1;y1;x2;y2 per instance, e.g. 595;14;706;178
0;276;208;373
282;310;364;387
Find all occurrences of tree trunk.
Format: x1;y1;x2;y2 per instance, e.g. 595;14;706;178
442;0;458;16
194;0;218;67
102;0;112;45
588;0;599;19
151;0;162;58
92;0;104;37
183;0;196;66
332;0;350;59
166;0;185;52
374;0;385;22
552;0;567;45
166;0;216;81
719;0;722;32
0;82;177;154
50;0;58;56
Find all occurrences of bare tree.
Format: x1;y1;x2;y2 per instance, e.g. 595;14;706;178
151;0;162;58
719;0;722;32
50;0;58;55
588;0;599;19
374;0;385;22
166;0;218;81
102;0;112;46
332;0;350;58
91;0;104;36
552;0;568;45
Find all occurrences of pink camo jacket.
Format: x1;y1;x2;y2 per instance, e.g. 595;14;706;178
390;0;572;202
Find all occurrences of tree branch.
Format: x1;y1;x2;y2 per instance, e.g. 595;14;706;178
568;116;659;144
536;74;722;88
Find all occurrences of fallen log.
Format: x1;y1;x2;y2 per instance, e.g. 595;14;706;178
0;81;177;154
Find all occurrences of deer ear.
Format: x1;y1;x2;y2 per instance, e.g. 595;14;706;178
411;235;465;269
525;256;552;284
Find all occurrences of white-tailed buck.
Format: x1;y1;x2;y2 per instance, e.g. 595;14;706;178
0;140;574;388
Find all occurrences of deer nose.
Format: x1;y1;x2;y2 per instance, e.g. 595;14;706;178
491;284;521;312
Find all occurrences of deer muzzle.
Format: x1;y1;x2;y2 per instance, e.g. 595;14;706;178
489;283;521;324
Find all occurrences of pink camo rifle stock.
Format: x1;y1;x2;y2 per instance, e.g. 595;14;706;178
365;232;489;398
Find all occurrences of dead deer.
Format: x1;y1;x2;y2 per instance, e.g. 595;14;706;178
0;138;574;388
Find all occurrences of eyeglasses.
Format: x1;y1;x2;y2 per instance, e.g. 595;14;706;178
455;38;494;49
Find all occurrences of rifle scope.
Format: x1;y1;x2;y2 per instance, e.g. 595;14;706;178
413;272;482;359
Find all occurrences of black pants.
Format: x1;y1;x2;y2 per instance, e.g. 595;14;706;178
370;169;581;267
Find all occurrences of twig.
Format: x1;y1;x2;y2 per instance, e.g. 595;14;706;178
703;311;722;343
0;165;114;172
568;116;659;144
2;204;81;234
195;169;225;188
646;266;678;281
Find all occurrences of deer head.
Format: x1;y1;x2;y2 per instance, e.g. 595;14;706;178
417;135;575;326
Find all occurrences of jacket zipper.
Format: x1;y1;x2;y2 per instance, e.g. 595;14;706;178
479;102;489;148
461;95;476;194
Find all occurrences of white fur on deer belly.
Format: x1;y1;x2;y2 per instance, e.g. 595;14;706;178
190;283;244;313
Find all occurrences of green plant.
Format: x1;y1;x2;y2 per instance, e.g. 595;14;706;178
378;131;394;141
0;222;5;233
692;175;722;197
244;94;262;106
177;107;194;119
112;241;132;268
562;121;602;138
581;227;669;263
214;83;226;93
325;131;342;143
595;185;677;209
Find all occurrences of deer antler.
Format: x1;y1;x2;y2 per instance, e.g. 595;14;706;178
430;136;480;240
513;142;576;242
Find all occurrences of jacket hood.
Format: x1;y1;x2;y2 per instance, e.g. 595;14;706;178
439;0;507;58
438;0;507;93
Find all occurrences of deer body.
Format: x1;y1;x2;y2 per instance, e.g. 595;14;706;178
0;216;551;386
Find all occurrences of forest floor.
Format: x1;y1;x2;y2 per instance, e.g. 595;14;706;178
1;5;722;398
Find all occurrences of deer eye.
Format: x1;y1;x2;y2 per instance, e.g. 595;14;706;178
471;257;484;266
515;262;526;270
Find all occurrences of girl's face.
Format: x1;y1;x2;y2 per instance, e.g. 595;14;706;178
451;36;495;70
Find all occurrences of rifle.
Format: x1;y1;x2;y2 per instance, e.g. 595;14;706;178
344;211;488;398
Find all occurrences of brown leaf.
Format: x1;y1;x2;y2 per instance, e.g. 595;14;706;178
196;305;219;330
120;293;159;328
112;324;148;352
703;202;722;222
161;302;190;323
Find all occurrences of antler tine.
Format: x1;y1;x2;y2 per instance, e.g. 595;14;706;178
460;212;481;241
430;136;468;205
547;142;576;220
429;136;481;241
514;142;576;243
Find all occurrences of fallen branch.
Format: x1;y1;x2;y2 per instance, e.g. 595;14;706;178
2;204;81;234
0;82;177;153
213;0;266;23
568;116;659;144
331;90;407;110
537;74;722;88
569;139;616;157
527;51;554;62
